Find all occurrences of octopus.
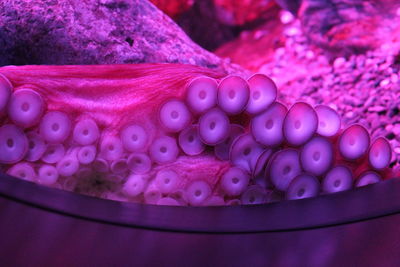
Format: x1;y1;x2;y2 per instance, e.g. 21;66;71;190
0;64;394;206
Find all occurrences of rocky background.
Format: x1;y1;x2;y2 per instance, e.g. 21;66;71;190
1;0;400;169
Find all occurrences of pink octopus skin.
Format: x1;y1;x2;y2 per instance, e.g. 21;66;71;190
0;64;395;206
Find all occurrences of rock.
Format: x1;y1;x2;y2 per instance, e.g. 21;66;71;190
0;0;245;75
149;0;194;19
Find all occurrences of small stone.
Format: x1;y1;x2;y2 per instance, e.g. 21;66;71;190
380;79;390;87
345;111;355;119
285;26;300;37
305;50;315;59
393;125;400;137
333;57;346;69
280;11;294;24
368;105;387;113
391;74;399;83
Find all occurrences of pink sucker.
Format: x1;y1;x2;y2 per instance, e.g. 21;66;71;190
8;88;44;128
178;124;205;156
217;75;250;115
56;154;80;177
38;164;59;185
40;111;72;144
369;137;391;170
157;197;181;206
198;107;230;145
169;189;189;206
253;149;274;178
0;73;12;114
6;162;36;181
214;124;244;161
246;73;277;115
251;101;287;147
230;133;264;173
110;158;128;174
268;149;301;191
25;132;47;162
42;144;65;164
145;191;162;205
154;169;180;194
149;136;179;164
0;124;28;164
100;135;124;161
144;182;162;205
62;176;78;191
122;174;147;197
92;158;109;173
185;76;218;114
120;124;148;152
283;102;318;146
286;173;320;200
300;136;334;176
127;152;152;174
355;171;381;187
77;145;96;165
186;180;211;206
73;118;100;146
315;105;341;137
339;124;370;161
220;167;250;197
159;99;192;132
241;185;269;205
322;165;353;193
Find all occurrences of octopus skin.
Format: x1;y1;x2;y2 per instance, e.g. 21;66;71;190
0;64;396;206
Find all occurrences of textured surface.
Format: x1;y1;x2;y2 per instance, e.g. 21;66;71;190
0;0;244;74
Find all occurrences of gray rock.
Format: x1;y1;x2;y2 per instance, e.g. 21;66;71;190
0;0;245;75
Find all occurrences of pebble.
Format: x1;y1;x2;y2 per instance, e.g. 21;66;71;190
393;124;400;136
391;74;399;83
280;11;295;24
380;79;390;87
333;57;346;69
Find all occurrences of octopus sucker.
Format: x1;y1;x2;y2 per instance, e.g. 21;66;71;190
0;64;395;205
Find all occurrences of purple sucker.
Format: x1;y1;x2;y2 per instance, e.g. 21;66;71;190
8;88;44;128
185;76;218;114
355;171;381;187
286;173;319;200
322;165;352;193
159;99;192;133
0;124;28;164
73;118;100;146
214;124;244;161
230;133;264;173
120;124;148;152
268;148;301;191
217;76;250;115
199;107;230;145
178;124;205;156
220;167;250;197
283;102;318;146
127;152;152;174
246;73;277;115
315;105;341;137
339;124;370;161
369;137;391;170
251;101;287;147
300;136;334;176
149;135;179;164
40;111;72;144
